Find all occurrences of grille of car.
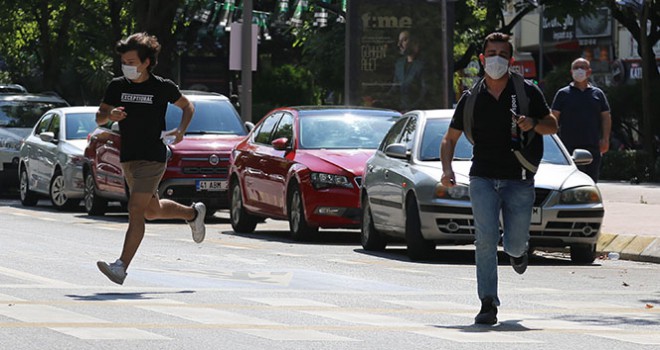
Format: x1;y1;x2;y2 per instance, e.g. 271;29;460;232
182;167;228;175
532;222;601;238
436;218;476;234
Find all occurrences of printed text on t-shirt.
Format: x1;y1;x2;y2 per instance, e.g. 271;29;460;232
121;93;154;104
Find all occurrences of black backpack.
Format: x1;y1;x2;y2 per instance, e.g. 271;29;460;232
461;72;539;173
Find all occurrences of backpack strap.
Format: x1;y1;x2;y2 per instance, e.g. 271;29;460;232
462;78;484;145
511;72;535;147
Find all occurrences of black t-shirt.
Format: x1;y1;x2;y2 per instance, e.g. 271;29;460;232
102;75;182;162
450;77;551;179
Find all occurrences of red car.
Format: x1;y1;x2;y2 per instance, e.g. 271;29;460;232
228;106;401;240
83;91;252;216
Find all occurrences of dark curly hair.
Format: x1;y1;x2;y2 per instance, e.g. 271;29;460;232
115;32;160;72
482;32;513;58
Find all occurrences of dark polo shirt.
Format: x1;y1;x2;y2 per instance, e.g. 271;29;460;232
450;76;551;180
551;83;610;151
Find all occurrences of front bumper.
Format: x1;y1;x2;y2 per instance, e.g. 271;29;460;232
158;178;229;208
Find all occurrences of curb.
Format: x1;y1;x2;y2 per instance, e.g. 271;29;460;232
597;232;660;264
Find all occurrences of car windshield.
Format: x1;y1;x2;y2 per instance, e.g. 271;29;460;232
419;119;472;161
419;118;569;165
0;101;68;128
299;113;399;149
65;112;98;140
165;99;247;135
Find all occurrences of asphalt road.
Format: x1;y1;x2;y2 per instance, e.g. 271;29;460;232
1;198;659;349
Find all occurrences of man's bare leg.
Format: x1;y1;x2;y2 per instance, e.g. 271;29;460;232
119;191;154;269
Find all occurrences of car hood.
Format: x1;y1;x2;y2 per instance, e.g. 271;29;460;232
170;135;245;152
448;160;593;190
0;127;31;141
301;149;376;175
66;140;88;154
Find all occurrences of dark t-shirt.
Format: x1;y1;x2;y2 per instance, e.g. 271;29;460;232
102;75;182;162
551;83;609;151
450;76;551;179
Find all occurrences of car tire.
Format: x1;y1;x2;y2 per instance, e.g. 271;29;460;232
230;179;258;233
50;171;79;211
19;168;39;206
361;196;387;251
570;243;596;264
84;172;107;216
405;195;435;261
288;184;318;241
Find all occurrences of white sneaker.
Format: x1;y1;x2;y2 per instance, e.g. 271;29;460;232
97;259;126;285
188;202;206;243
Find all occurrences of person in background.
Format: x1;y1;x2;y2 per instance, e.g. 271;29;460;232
440;32;557;325
551;58;611;183
95;32;206;285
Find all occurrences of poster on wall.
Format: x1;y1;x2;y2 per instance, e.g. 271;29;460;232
347;0;443;112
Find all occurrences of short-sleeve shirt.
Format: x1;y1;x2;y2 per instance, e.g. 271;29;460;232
450;76;551;179
102;75;182;162
551;83;609;151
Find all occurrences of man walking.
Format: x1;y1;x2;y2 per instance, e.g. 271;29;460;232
552;58;612;182
96;32;206;285
440;32;557;325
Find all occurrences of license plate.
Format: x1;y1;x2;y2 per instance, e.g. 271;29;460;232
531;207;542;224
196;180;227;191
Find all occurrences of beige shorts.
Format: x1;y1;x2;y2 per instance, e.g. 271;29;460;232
121;160;166;195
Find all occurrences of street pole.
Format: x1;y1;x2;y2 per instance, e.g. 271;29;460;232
538;4;544;84
241;0;253;122
640;0;654;162
440;0;449;108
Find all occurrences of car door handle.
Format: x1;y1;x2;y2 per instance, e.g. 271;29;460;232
106;140;114;145
259;159;267;164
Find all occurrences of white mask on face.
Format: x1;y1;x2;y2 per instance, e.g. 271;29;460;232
572;68;587;82
121;64;142;80
484;56;510;80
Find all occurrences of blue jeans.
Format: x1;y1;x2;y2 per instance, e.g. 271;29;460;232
469;176;535;306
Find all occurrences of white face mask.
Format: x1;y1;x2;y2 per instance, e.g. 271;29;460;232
572;68;587;82
121;64;142;80
484;56;510;80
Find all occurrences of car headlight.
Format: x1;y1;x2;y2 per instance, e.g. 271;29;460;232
435;182;470;200
560;186;601;204
310;172;354;190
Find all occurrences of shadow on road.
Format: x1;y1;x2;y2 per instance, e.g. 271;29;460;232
223;228;362;246
65;290;196;301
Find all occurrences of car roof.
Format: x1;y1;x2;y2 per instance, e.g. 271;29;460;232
279;106;401;117
0;92;69;104
405;109;455;120
46;106;99;114
180;90;230;101
0;84;28;93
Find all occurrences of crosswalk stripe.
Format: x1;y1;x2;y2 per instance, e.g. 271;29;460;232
234;329;359;341
50;327;171;340
244;297;339;307
587;332;660;345
413;328;541;343
138;305;281;325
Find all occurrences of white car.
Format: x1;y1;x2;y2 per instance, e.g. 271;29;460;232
18;106;98;210
361;109;604;263
0;93;69;192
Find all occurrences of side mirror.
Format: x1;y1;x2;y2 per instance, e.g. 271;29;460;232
385;143;410;160
272;137;290;151
39;131;55;143
572;149;593;166
245;121;255;132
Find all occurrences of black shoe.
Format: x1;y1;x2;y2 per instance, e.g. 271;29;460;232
474;297;498;325
510;252;528;275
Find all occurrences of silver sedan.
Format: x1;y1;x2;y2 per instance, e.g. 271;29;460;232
18;107;98;210
360;109;604;263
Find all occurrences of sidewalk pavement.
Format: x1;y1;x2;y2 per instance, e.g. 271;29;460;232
595;181;660;264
